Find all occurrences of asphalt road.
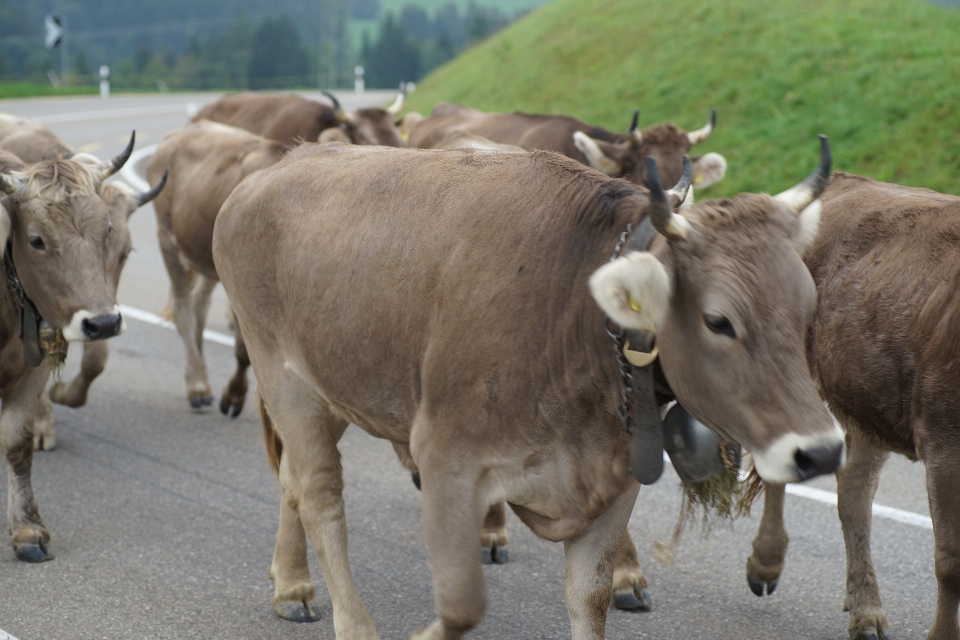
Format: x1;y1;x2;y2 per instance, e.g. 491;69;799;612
0;93;938;640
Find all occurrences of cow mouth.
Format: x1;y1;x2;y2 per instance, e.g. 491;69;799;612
62;306;125;341
751;426;846;483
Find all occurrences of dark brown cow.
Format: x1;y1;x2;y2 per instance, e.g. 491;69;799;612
407;102;727;189
192;90;405;147
0;117;164;562
744;172;960;640
213;138;843;638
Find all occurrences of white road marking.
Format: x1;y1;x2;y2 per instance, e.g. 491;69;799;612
33;103;193;125
119;304;235;347
119;143;158;193
0;629;21;640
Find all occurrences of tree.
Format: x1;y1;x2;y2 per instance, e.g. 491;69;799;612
351;0;380;21
363;11;419;88
247;14;308;89
400;4;431;42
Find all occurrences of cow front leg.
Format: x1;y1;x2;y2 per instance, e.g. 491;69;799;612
564;484;640;639
611;526;652;610
746;482;788;597
921;430;960;640
219;316;250;417
2;364;53;562
49;340;108;409
158;227;213;408
837;430;890;640
33;387;56;451
480;503;509;565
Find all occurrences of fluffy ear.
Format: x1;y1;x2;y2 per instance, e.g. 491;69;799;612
589;251;672;333
70;153;101;166
573;132;622;175
691;152;727;188
791;198;822;255
319;127;351;144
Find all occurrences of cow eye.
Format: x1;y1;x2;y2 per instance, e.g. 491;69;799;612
704;313;736;338
28;235;46;251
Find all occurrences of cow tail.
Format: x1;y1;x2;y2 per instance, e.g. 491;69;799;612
258;389;283;476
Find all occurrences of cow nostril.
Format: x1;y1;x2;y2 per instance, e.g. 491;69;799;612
80;313;123;340
794;443;844;481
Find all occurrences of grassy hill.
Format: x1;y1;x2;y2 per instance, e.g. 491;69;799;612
407;0;960;196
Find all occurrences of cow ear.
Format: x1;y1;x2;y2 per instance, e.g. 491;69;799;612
691;153;726;188
791;198;822;255
573;132;622;175
590;251;672;333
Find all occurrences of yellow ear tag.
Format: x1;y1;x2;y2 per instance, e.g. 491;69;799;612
627;294;642;313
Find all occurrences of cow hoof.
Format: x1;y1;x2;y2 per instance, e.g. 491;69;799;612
219;398;244;418
613;586;653;611
33;434;57;452
411;473;421;491
747;572;777;597
481;544;508;564
848;609;888;640
190;397;204;409
202;395;214;406
273;599;321;623
15;542;53;563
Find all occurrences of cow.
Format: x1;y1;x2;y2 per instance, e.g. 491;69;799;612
213;136;845;638
0;114;167;452
407;102;727;190
739;172;960;640
146;119;291;415
192;89;406;147
0;123;164;562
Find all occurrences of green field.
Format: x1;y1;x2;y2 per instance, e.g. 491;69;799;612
408;0;960;196
0;83;98;100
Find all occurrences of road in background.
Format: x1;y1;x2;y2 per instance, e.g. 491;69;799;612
0;93;936;639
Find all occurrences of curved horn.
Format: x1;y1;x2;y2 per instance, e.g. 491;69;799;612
321;90;354;124
645;156;689;241
136;169;167;206
775;135;832;213
628;109;642;144
666;156;693;203
386;84;406;116
0;172;23;196
97;131;135;180
686;109;717;146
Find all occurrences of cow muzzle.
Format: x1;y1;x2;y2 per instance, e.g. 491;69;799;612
751;426;845;483
62;306;125;342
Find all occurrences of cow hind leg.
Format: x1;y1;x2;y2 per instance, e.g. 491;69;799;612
2;365;54;562
922;431;960;640
480;503;509;565
837;430;891;640
49;340;108;409
611;526;652;611
190;274;218;357
33;388;56;451
746;482;788;597
219;316;250;417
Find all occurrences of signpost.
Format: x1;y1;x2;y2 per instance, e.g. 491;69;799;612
44;14;67;86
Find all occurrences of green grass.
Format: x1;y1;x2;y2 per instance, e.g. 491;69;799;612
408;0;960;196
0;83;98;99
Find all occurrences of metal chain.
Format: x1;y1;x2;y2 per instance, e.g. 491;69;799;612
2;247;26;313
607;222;634;434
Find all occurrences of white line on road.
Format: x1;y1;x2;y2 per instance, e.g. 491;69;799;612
33;103;193;125
785;482;933;529
119;143;158;193
0;628;21;640
119;304;235;347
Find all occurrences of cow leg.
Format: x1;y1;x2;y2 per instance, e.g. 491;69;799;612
746;482;788;597
2;363;53;562
190;274;218;355
260;367;378;638
219;317;250;417
611;526;652;610
837;430;890;640
49;340;108;409
564;484;640;639
269;449;321;623
921;431;960;640
480;503;509;565
33;388;56;451
158;228;213;408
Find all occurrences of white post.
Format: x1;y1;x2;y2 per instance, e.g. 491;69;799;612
99;65;110;99
354;65;364;94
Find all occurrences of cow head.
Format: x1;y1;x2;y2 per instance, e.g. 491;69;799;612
590;136;843;483
0;132;166;342
321;89;405;147
574;110;727;190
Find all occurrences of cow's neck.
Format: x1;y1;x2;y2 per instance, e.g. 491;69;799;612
2;243;66;367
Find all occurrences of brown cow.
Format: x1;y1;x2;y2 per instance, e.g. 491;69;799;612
147;119;290;414
407;102;727;190
213;138;844;638
743;172;960;640
192;90;405;147
0;123;164;562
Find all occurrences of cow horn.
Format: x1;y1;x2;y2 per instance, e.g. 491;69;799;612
322;90;356;124
666;156;692;203
136;169;167;206
645;156;690;241
386;84;406;116
97;131;135;180
775;135;832;213
628;109;642;144
686;109;717;146
0;172;23;196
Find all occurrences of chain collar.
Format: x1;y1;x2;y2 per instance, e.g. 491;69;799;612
606;223;634;434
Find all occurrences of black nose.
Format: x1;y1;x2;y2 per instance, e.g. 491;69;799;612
81;313;123;340
794;442;844;481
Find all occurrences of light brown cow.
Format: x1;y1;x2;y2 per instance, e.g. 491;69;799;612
0;124;164;562
407;102;727;190
193;90;405;147
213;138;844;638
743;172;960;640
147;119;290;414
